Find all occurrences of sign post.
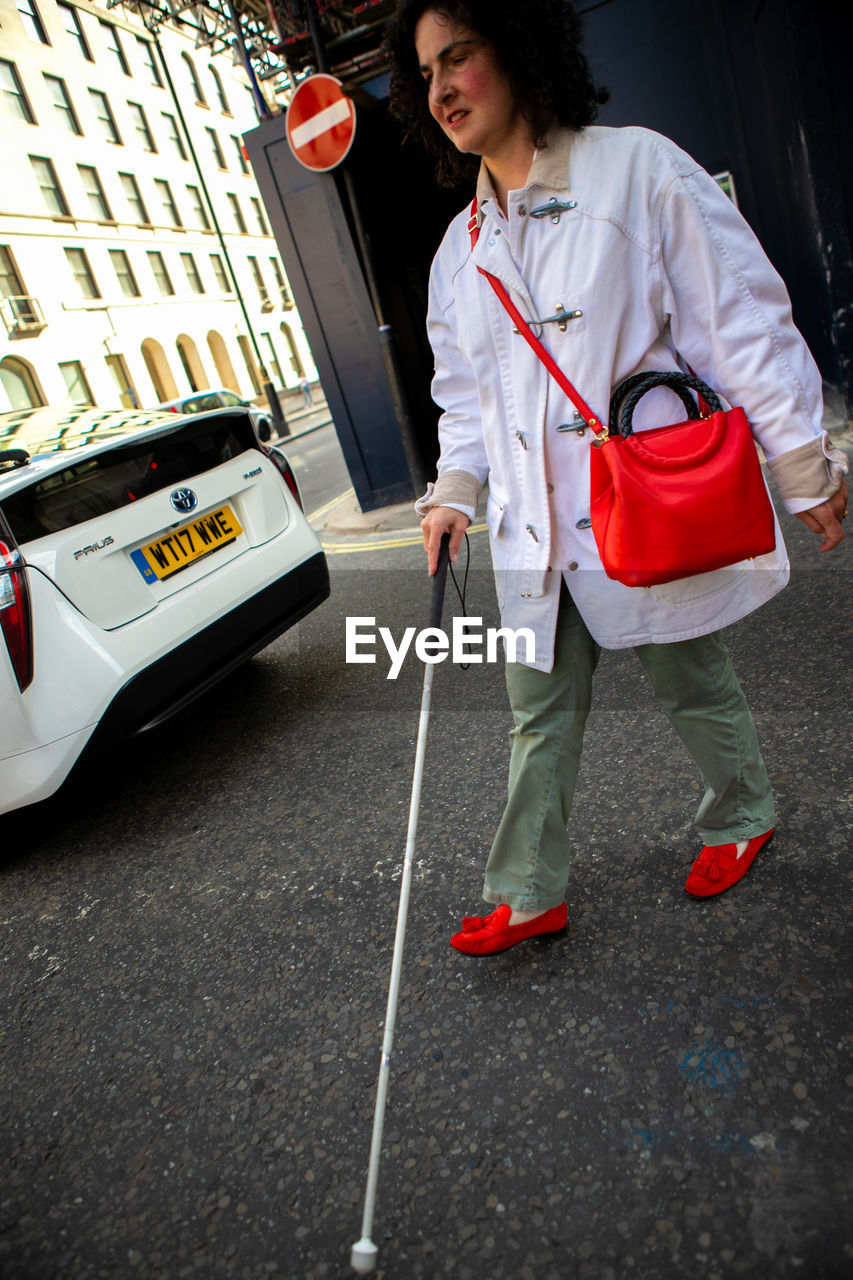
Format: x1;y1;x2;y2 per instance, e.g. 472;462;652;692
285;74;357;173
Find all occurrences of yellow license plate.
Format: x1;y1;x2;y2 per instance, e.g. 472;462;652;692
132;505;243;583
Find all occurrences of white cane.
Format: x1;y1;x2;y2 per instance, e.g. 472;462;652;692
351;534;451;1274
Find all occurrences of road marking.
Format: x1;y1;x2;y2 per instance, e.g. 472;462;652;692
321;522;487;555
307;487;355;524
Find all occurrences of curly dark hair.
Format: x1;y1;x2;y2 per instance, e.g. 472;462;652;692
385;0;609;187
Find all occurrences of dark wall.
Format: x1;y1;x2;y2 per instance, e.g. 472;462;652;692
579;0;852;408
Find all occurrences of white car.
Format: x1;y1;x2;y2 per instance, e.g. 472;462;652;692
157;388;274;441
0;404;329;815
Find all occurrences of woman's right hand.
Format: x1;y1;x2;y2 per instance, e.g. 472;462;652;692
421;505;471;576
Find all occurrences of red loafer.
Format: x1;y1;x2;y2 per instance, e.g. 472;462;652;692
685;829;773;898
450;902;568;955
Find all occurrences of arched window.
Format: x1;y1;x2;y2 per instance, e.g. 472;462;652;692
236;335;261;395
279;323;304;379
182;53;206;106
0;356;45;410
207;330;240;393
209;66;230;115
141;337;178;402
176;334;207;393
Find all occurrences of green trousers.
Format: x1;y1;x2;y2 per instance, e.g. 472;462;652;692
483;587;775;910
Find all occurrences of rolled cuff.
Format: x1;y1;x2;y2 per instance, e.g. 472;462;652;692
767;431;849;513
414;469;482;517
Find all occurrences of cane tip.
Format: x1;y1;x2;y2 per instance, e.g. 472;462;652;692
351;1238;378;1274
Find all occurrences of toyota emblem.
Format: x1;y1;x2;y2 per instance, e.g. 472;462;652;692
170;487;198;514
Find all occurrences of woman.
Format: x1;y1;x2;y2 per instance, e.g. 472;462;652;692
385;0;848;956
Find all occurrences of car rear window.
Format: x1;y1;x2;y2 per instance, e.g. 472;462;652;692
1;413;259;543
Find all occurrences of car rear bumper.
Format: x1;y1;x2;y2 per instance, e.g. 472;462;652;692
0;725;96;816
83;550;329;749
0;551;329;816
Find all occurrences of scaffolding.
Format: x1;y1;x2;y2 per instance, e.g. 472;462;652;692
108;0;395;108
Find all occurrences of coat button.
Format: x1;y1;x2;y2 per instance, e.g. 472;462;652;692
575;517;592;530
567;561;579;572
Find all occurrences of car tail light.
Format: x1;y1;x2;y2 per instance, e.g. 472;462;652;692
0;534;33;692
262;445;304;508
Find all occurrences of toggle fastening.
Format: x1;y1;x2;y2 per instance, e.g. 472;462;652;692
513;303;583;338
530;198;578;224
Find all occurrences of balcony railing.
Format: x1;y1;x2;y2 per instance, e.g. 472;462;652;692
1;296;47;338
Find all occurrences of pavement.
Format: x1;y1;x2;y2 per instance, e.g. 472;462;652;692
0;388;850;1280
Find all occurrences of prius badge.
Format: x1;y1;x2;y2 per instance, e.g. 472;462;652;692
170;487;198;514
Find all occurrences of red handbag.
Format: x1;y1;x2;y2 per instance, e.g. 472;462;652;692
468;201;777;587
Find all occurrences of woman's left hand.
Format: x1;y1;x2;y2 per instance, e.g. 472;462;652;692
794;479;849;551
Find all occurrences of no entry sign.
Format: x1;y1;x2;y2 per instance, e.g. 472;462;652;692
286;74;356;172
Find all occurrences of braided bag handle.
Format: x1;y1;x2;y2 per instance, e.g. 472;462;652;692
611;372;722;438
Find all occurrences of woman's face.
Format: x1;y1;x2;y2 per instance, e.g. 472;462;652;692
414;9;523;162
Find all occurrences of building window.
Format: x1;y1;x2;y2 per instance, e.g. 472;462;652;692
57;4;92;60
118;171;149;225
30;155;70;217
236;334;261;395
136;37;162;88
231;135;250;175
280;322;304;377
1;61;36;124
0;356;44;409
250;196;269;236
127;101;156;152
109;248;140;298
209;66;230;114
16;0;48;44
227;193;247;234
100;21;130;76
88;88;121;144
153;178;182;228
176;335;204;392
247;256;270;308
77;165;113;221
43;74;82;135
0;247;27;302
186;185;211;231
210;253;231;292
182;53;206;106
64;247;100;299
104;353;139;408
59;359;95;407
205;126;226;170
180;252;204;294
147;250;174;295
261;333;283;385
161;111;187;160
269;257;292;309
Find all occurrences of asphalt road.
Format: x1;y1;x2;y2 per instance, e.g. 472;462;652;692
280;420;353;522
0;460;851;1279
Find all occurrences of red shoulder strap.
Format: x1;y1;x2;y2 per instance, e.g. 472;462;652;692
467;198;604;435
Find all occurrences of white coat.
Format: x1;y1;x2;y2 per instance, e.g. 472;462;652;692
419;126;832;672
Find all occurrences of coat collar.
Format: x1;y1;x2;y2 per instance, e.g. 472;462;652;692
474;127;576;224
